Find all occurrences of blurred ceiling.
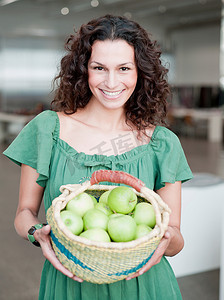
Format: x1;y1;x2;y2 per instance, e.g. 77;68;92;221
0;0;222;38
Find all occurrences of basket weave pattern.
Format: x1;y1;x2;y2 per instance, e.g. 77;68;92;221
46;170;171;284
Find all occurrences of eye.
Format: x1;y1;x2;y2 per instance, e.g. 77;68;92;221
93;66;104;71
120;67;130;71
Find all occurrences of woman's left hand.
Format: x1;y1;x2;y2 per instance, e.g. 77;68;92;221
126;182;184;280
125;230;172;280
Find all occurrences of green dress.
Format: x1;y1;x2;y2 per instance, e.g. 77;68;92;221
3;110;193;300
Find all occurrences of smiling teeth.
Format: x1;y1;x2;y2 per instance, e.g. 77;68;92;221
102;90;123;96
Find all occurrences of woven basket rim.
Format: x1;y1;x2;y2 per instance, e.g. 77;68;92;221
51;205;161;249
52;219;161;250
48;181;171;250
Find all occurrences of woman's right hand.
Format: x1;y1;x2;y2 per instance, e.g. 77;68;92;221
34;224;83;283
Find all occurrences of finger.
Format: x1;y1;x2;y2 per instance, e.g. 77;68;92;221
34;224;51;244
37;225;83;282
126;271;140;280
42;224;51;235
39;229;83;282
72;275;84;283
126;256;159;280
44;244;83;282
41;241;73;277
50;252;83;282
126;235;171;280
164;231;171;239
139;237;170;272
126;255;157;280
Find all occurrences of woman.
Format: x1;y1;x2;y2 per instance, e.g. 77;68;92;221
3;15;193;299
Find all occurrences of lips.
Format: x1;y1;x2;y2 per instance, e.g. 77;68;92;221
101;89;124;97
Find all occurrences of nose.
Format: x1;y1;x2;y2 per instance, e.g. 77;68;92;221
104;71;119;89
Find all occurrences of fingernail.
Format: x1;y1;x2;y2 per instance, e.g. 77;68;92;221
139;271;143;275
126;277;131;280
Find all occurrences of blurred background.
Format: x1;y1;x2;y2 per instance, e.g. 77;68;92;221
0;0;224;299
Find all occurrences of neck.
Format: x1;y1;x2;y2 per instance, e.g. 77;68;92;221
75;98;132;132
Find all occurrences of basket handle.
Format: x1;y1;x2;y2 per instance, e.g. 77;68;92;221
90;170;145;192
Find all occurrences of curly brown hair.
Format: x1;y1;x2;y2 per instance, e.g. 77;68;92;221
51;14;170;132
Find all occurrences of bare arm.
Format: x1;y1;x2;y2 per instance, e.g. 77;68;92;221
126;181;183;280
157;181;184;257
15;164;83;282
14;164;44;238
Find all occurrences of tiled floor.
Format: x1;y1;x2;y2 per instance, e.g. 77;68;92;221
0;135;223;300
177;269;220;300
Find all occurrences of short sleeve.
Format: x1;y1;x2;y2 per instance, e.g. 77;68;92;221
151;127;193;190
3;110;58;187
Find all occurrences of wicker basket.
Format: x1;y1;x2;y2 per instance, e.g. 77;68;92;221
46;170;171;284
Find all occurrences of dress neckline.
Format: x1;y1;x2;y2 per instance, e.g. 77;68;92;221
52;110;159;160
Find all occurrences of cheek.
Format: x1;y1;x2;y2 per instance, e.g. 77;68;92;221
127;72;138;88
88;72;94;88
88;72;101;88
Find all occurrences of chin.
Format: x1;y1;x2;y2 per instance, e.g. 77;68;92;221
103;102;126;111
100;97;129;110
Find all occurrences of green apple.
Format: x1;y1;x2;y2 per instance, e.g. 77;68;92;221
60;210;83;235
95;202;113;216
99;190;111;204
89;194;98;205
135;224;152;239
109;213;124;219
83;208;109;231
107;186;137;214
80;228;111;242
108;214;137;242
133;202;156;228
66;192;94;217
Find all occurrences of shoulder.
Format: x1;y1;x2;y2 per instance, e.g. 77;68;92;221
153;126;180;144
150;126;184;157
151;126;193;187
18;110;59;139
28;110;58;129
32;110;57;122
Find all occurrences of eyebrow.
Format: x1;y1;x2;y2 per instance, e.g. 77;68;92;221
89;61;135;66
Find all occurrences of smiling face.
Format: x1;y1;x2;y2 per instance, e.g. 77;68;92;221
88;39;138;110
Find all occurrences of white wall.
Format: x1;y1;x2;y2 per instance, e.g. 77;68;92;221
167;176;224;278
171;25;220;85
